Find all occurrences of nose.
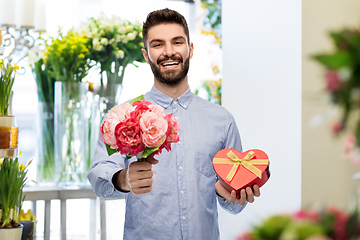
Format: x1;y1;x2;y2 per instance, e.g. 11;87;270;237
164;43;175;56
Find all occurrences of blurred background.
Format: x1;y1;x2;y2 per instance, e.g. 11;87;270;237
3;0;360;239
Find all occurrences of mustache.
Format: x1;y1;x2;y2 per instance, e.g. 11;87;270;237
157;55;183;65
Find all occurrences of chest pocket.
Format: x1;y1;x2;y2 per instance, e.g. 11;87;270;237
196;138;221;177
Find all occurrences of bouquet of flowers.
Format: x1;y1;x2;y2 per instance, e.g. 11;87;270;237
100;95;180;160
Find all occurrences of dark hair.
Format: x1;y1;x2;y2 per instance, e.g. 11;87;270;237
142;8;190;49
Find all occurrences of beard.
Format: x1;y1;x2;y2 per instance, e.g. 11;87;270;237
148;54;190;86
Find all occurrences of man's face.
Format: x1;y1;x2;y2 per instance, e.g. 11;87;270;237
142;23;194;86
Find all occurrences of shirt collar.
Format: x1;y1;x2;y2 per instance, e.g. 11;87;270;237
149;85;193;110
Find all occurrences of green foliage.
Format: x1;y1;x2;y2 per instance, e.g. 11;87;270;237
0;60;18;115
251;215;292;240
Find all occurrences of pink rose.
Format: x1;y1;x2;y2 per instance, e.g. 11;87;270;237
148;104;164;116
100;103;134;149
164;113;181;150
115;117;145;155
325;71;342;92
150;114;180;156
112;103;134;120
101;112;122;149
131;100;152;119
140;111;168;148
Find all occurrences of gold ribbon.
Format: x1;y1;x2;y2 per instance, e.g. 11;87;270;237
213;150;269;181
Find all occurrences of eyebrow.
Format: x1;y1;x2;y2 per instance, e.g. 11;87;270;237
149;36;186;45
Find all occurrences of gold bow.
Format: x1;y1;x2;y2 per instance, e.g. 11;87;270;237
213;150;269;182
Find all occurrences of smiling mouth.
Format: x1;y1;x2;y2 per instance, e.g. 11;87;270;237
161;61;180;67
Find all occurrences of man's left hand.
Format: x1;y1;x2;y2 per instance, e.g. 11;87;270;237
215;181;260;205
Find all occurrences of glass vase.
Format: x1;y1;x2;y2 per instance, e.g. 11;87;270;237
36;102;55;184
54;81;89;187
88;83;122;167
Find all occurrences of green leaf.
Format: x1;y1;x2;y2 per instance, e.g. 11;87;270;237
106;144;118;156
130;94;144;104
312;52;352;69
142;146;160;159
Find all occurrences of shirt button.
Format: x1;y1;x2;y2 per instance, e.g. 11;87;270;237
181;190;184;195
179;166;183;170
164;105;167;107
230;208;233;211
182;216;186;220
104;194;107;197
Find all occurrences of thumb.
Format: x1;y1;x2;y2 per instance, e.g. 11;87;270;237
146;156;159;165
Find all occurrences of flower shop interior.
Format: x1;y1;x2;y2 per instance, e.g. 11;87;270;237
1;0;360;239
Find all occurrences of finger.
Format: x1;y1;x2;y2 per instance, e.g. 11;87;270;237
252;184;261;197
129;161;152;171
229;190;237;203
130;178;153;189
245;187;254;203
237;189;247;205
215;181;234;202
132;185;152;195
146;156;159;165
128;168;153;181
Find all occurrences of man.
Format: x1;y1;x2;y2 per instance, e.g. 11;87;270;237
88;8;260;240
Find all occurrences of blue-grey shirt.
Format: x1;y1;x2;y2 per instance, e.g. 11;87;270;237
87;86;246;240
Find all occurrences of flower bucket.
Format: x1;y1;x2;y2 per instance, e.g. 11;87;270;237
54;81;89;187
36;102;55;183
0;224;23;240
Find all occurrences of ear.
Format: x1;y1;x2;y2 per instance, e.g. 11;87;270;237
189;42;194;60
141;48;150;64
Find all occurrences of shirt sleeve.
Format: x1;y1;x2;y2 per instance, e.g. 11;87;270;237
216;112;246;214
87;136;132;200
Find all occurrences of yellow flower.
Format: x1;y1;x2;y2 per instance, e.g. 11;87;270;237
19;209;36;225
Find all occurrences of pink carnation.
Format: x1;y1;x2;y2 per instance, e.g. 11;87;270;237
140;112;168;148
114;117;145;155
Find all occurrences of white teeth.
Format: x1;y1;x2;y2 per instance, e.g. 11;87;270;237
162;61;179;66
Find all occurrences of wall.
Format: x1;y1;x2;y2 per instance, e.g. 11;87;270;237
221;0;302;238
302;0;360;210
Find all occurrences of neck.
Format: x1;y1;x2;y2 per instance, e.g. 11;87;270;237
154;76;189;99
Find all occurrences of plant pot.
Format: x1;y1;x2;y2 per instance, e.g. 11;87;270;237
0;115;14;149
0;224;23;240
19;221;34;240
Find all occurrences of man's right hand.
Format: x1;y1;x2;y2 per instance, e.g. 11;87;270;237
115;156;158;195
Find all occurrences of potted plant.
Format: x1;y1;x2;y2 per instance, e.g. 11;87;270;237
0;157;31;239
0;59;19;150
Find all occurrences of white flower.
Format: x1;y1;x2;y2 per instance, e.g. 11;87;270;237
100;38;109;45
125;25;133;32
126;31;137;41
118;26;126;34
109;38;116;45
115;50;124;59
93;38;103;51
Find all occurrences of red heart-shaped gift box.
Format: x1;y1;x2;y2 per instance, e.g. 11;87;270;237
213;148;270;197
